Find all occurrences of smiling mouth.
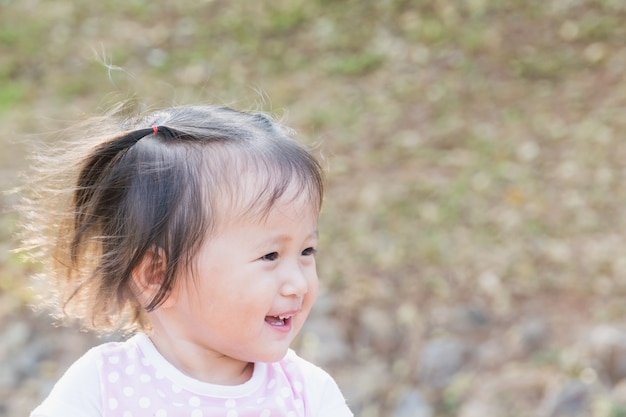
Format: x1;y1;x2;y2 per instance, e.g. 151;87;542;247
265;315;292;327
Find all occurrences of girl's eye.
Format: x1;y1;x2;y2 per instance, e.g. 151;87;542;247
301;247;318;256
261;252;279;261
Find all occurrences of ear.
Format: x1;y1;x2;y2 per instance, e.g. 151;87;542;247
131;248;177;309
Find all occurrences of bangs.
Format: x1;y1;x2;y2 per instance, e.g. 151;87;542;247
201;140;325;225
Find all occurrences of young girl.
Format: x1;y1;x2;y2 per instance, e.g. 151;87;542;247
24;104;353;416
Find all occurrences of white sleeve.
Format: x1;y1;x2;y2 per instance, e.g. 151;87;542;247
289;352;354;417
30;347;103;417
310;374;354;417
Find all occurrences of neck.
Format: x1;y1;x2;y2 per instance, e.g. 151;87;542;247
146;320;254;385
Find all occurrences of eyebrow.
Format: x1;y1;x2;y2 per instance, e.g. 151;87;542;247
255;229;319;249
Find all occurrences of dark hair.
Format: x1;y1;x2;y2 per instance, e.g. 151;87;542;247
22;105;325;333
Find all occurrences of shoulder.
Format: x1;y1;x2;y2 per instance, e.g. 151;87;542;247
278;350;354;417
279;349;338;385
30;336;141;417
281;349;327;374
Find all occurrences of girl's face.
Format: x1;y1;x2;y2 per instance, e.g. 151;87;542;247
165;189;319;365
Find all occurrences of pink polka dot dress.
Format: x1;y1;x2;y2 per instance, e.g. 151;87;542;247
31;334;353;417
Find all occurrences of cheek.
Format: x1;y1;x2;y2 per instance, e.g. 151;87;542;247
296;279;318;330
305;272;320;306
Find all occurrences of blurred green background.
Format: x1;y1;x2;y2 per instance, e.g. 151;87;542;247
2;0;626;416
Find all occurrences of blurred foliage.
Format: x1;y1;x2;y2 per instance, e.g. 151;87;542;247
2;0;626;416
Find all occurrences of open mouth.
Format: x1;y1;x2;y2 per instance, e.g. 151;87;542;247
265;315;292;327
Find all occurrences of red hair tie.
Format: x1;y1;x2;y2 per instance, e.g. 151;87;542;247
152;125;159;134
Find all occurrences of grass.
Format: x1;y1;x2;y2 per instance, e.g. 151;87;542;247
3;0;626;416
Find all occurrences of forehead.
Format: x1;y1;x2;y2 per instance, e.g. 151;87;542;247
199;158;319;227
225;172;319;223
191;140;323;230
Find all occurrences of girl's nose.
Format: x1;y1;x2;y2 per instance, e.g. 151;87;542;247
280;263;310;297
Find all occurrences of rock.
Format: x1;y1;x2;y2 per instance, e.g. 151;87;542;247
444;305;491;339
0;320;33;388
588;325;626;385
540;380;590;417
0;320;31;353
518;317;550;353
356;306;400;354
474;338;510;370
393;389;433;417
611;378;626;404
298;315;351;366
458;366;557;417
458;400;499;417
334;358;389;414
418;338;468;390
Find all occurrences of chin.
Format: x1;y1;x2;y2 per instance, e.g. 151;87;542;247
256;348;290;364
